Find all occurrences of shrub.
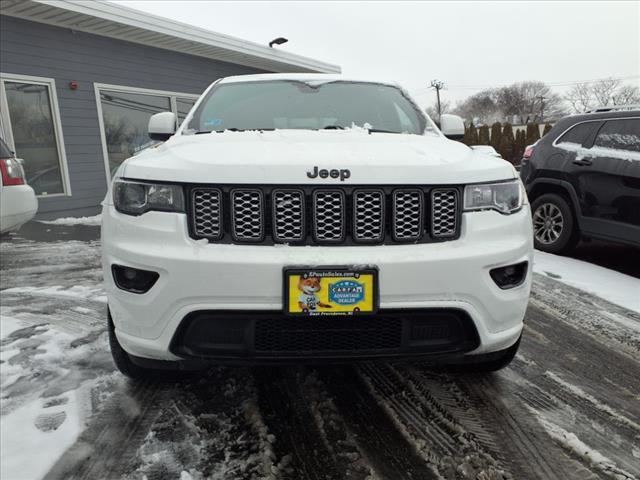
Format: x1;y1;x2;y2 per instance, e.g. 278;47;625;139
499;123;515;164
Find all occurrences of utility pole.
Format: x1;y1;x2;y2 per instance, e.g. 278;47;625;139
430;79;445;121
538;95;546;124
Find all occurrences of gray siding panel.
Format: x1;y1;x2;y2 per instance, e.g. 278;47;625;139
0;15;266;217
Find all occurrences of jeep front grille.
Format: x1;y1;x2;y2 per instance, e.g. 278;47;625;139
432;189;459;238
192;188;222;240
189;186;461;245
392;190;423;241
231;189;264;241
272;190;305;242
353;190;384;242
313;190;346;242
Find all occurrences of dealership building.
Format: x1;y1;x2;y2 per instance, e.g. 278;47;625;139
0;0;339;218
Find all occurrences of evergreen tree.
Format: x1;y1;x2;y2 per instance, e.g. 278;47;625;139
468;123;479;145
526;123;541;145
490;122;502;150
462;125;471;145
543;123;553;136
499;123;516;164
514;130;525;163
478;125;490;145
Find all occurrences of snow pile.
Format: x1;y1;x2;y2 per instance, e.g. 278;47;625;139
38;214;101;226
0;315;94;480
533;251;640;313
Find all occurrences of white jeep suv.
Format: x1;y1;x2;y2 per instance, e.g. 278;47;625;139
102;74;533;379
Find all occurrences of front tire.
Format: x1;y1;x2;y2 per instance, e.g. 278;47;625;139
531;193;579;254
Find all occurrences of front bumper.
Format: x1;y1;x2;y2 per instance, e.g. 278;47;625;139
102;205;533;362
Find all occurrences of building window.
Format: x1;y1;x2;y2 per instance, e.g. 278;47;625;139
99;90;171;176
177;97;197;126
0;74;70;196
95;84;199;180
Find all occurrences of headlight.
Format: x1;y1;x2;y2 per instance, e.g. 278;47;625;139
464;180;523;214
113;180;184;216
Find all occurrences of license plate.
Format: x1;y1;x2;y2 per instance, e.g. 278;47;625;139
284;267;378;316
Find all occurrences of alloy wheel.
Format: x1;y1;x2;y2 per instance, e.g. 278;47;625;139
533;203;564;245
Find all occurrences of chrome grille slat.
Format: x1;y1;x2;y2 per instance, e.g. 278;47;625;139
192;188;222;240
353;189;384;242
432;189;458;238
272;189;305;242
231;189;264;241
392;190;423;241
313;190;345;242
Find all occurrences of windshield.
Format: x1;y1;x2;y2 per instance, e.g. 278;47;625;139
185;80;428;135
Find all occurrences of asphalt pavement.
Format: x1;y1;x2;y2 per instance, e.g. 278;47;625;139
1;223;638;480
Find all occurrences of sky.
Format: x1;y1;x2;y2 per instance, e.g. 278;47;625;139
115;1;639;110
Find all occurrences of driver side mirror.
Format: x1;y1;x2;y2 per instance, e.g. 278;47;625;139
440;114;465;141
148;112;176;141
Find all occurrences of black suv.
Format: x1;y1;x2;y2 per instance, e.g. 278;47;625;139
520;108;639;253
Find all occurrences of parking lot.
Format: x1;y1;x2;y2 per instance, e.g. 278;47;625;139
0;222;638;480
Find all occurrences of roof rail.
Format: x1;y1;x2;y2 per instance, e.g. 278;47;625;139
586;104;640;113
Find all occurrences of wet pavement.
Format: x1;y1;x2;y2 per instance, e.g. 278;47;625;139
1;222;639;480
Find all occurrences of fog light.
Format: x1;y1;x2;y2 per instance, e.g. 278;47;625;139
112;264;159;294
490;261;528;289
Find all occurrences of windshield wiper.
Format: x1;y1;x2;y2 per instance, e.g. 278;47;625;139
367;128;400;134
320;125;345;130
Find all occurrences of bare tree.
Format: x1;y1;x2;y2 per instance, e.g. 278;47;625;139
451;90;499;125
613;84;640;105
564;80;640;113
564;83;593;113
494;81;565;122
425;100;450;121
591;78;621;106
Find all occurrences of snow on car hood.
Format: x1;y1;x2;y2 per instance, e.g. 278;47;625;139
122;129;516;185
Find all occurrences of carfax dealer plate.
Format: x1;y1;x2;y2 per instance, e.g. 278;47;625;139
284;267;378;316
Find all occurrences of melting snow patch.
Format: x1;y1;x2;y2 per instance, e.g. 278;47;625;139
544;371;640;432
535;413;635;479
38;214;101;226
1;392;83;480
534;251;640;313
2;285;106;303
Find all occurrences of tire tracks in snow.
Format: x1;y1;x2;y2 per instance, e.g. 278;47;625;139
253;367;345;480
319;366;437;480
358;363;511;479
45;381;165;480
510;302;640;479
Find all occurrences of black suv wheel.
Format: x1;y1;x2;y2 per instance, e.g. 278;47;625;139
531;193;579;253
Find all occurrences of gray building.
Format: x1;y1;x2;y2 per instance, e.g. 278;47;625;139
0;0;339;219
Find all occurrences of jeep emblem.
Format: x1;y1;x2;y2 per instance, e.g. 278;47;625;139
306;166;351;181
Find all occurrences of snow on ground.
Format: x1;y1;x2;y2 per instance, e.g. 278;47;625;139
533;410;637;479
0;315;98;480
1;285;107;304
1;387;83;480
38;214;102;226
533;250;640;313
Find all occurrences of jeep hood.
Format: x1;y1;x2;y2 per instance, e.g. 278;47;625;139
122;129;516;185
